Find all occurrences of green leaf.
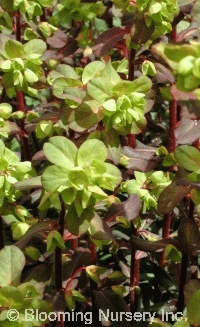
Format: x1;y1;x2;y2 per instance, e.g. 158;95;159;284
153;43;197;70
37;0;55;7
68;101;100;132
25;246;41;261
65;290;86;310
77;139;108;167
52;77;84;103
24;27;38;40
0;246;25;287
65;204;93;236
177;55;195;75
174;145;200;172
13;58;24;70
72;290;86;303
0;59;12;71
17;282;40;298
142;60;156;76
0;0;15;12
41;165;70;192
68;168;89;190
87;62;119;103
15;221;54;250
24;69;39;83
185;280;200;326
47;230;66;251
11;222;30;240
82;61;105;84
49;64;80;80
5;39;24;59
97;162;122;190
0;285;24;308
101;129;120;164
24;39;47;56
35;120;53;138
87;77;113;103
86;265;107;284
43;136;77;168
65;290;75;311
103;99;116;114
113;76;152;95
164;244;182;262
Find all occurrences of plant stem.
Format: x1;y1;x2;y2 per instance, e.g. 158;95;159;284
168;26;177;153
160;213;171;266
55;201;65;291
128;48;135;81
14;11;31;161
160;26;177;265
128;47;136;148
16;91;31;161
89;240;101;327
129;223;140;315
128;134;136;148
0;216;4;250
15;11;21;42
177;252;188;312
0;88;6;102
71;239;78;251
168;98;177;153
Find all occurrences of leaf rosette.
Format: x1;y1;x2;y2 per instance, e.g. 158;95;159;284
41;137;122;223
0;38;46;95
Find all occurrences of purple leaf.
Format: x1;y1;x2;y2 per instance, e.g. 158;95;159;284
170;84;196;101
175;178;200;191
175;117;200;144
178;218;200;255
62;247;92;282
153;63;175;84
121;143;159;172
130;235;180;252
105;194;142;222
14;221;55;249
92;26;130;57
157;181;190;214
47;29;68;48
94;289;129;325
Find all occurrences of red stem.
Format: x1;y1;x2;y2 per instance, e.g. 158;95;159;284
128;48;136;148
168;98;177;153
129;224;140;314
161;26;177;265
88;240;101;327
128;48;135;81
89;240;97;264
71;239;78;251
55;201;65;291
65;267;86;291
17;91;31;161
14;11;31;161
0;217;4;250
15;11;21;42
160;213;172;265
128;134;136;148
168;26;177;153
